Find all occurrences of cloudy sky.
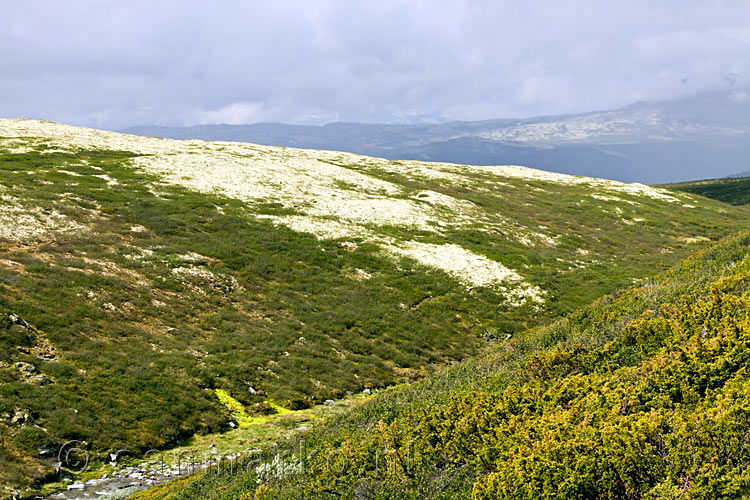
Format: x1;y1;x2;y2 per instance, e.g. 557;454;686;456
2;1;749;129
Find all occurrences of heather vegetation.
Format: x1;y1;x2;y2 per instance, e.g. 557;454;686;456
0;125;748;497
661;176;750;206
154;232;750;499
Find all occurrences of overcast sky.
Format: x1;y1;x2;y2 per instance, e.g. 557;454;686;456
2;1;749;129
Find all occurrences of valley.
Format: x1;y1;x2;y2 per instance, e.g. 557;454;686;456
0;120;748;498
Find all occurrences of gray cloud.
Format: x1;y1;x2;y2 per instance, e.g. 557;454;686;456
1;0;749;129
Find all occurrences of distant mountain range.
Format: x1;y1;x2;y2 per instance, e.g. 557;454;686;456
123;90;750;183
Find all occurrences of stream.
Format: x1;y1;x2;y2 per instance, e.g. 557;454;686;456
46;451;249;500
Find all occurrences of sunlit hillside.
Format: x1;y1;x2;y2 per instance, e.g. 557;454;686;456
1;120;748;497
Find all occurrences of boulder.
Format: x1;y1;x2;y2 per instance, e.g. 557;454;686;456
15;362;36;375
29;374;52;386
10;409;29;426
8;313;30;329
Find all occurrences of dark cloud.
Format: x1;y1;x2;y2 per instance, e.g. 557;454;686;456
2;0;749;128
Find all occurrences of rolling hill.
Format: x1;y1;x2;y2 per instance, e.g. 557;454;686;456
0;119;748;497
662;176;750;206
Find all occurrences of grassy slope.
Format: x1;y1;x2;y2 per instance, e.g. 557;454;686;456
164;232;750;500
661;176;750;206
0;127;748;495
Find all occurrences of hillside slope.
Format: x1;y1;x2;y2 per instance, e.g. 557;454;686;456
164;232;750;500
0;119;748;496
662;176;750;206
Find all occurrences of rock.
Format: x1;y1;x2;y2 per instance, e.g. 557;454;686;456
10;409;28;426
67;482;85;490
15;362;36;374
325;399;335;406
8;313;30;329
29;374;52;386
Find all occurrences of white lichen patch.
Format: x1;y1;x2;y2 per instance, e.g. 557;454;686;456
410;190;476;212
179;251;215;263
388;241;545;304
0;258;24;271
516;231;557;247
0;136;43;154
93;173;118;186
0;192;85;243
591;194;623;203
123;247;155;261
172;265;242;294
678;236;711;244
58;169;83;177
344;267;372;281
257;214;368;240
83;256;149;282
414;162;681;203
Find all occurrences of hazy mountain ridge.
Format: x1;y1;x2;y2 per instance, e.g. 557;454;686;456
124;90;750;183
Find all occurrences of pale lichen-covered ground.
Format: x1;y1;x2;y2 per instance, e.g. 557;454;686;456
0;119;696;304
0;190;84;243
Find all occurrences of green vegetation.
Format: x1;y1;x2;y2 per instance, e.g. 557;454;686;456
214;389;295;428
661;176;750;205
155;232;750;499
0;136;748;497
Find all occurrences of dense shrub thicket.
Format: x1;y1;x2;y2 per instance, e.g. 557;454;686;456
156;233;750;499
